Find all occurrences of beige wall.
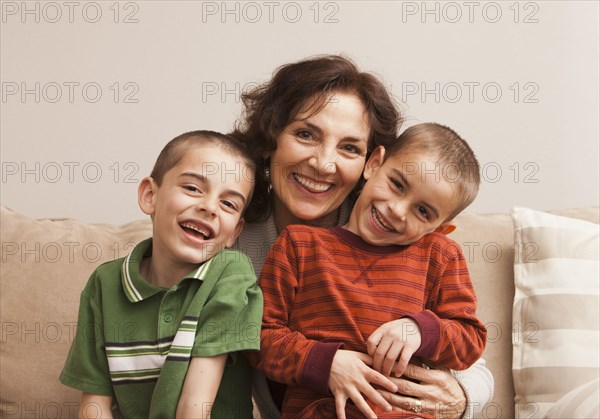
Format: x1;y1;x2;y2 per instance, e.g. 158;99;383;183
1;1;598;224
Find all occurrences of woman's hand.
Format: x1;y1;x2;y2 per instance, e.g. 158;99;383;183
378;363;467;419
328;350;398;419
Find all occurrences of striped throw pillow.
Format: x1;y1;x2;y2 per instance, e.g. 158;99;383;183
545;378;599;419
511;207;599;419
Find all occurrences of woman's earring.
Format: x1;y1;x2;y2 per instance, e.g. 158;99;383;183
263;159;271;182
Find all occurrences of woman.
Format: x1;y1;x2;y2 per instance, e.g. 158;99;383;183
233;55;493;418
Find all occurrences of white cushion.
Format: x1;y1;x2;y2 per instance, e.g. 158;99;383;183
511;207;599;418
545;378;599;419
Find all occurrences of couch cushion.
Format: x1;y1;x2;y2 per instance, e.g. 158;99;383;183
451;211;516;418
544;378;599;419
0;206;151;417
511;207;599;418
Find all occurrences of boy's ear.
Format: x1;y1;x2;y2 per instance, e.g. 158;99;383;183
435;222;457;235
226;219;245;248
138;177;158;216
363;146;385;180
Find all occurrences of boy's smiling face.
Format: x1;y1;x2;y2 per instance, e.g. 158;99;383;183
139;144;254;271
346;146;459;246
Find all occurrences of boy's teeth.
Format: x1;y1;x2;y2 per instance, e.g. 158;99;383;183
372;207;394;231
294;174;331;192
181;222;211;239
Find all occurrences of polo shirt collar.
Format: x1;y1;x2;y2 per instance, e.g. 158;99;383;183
120;238;214;303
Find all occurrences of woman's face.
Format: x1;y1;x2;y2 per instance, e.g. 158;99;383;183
270;92;371;228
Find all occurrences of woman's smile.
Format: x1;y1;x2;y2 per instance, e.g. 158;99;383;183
292;173;334;193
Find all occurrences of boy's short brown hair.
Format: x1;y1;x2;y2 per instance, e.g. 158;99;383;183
385;123;480;221
150;130;257;212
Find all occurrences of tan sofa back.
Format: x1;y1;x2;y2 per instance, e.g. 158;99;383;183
1;206;152;416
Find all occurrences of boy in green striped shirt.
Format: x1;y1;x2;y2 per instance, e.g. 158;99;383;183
60;131;263;418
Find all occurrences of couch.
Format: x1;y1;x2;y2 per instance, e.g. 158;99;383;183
1;205;598;418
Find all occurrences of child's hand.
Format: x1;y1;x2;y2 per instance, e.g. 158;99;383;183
366;318;422;378
328;350;398;419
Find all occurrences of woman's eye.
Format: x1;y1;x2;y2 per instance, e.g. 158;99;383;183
296;130;312;140
341;144;361;154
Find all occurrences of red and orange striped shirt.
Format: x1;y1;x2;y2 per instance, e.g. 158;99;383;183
255;225;487;417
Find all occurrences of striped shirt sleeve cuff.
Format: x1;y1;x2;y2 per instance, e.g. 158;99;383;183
403;311;440;359
301;341;343;395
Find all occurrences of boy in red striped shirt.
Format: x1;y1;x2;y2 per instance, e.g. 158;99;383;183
255;123;488;418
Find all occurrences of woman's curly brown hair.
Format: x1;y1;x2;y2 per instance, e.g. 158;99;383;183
231;54;403;222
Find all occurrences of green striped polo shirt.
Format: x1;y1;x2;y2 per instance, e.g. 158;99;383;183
60;238;262;418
